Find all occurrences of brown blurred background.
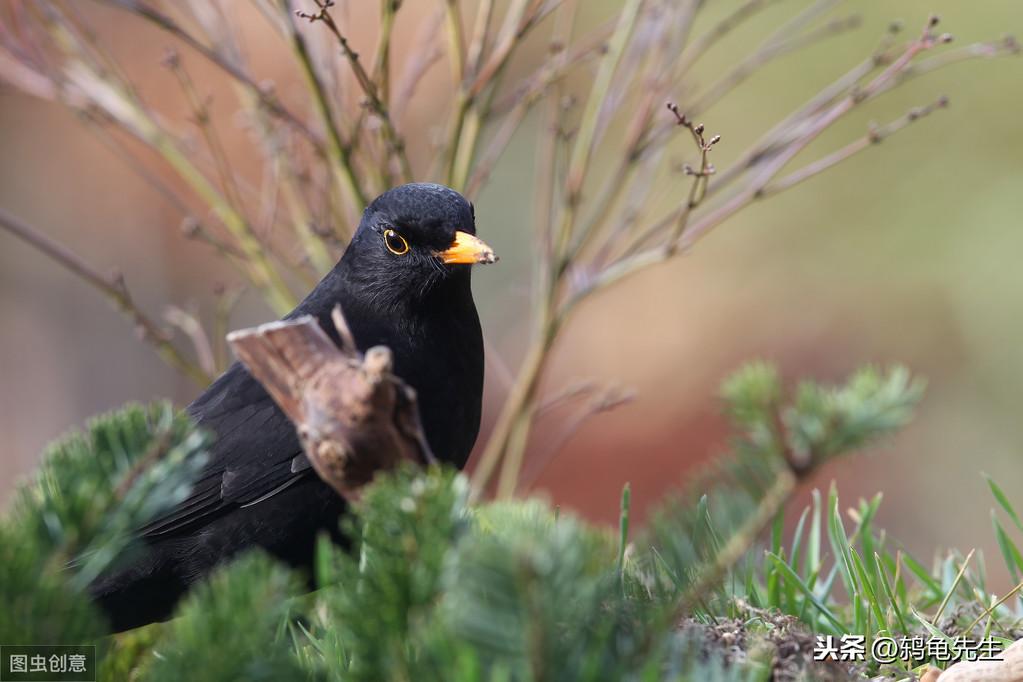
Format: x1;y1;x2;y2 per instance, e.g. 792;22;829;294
1;1;1021;582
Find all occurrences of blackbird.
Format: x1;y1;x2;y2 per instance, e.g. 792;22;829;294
90;183;496;631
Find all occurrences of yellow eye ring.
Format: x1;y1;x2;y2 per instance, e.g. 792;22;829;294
383;229;409;255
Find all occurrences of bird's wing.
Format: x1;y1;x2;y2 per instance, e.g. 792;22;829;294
139;362;312;537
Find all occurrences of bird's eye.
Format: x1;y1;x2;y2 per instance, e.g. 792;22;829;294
383;229;409;255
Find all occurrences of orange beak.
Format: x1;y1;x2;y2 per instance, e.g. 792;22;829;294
436;231;498;265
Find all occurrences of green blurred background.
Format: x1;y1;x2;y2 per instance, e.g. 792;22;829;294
1;1;1021;584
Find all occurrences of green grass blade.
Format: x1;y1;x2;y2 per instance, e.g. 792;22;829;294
850;548;886;632
826;484;858;597
985;473;1023;532
874;552;909;634
931;549;975;625
766;551;845;632
991;511;1023;583
806;490;822;579
901;551;941;598
618;482;631;583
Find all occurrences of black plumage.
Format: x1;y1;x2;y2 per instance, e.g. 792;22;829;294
90;183;494;631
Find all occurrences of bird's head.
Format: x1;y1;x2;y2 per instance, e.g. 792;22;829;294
343;183;497;306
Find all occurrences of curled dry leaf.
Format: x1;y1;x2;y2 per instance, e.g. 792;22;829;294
227;305;435;501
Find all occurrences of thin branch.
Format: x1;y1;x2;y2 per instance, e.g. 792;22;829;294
518;385;635;492
566;3;698;265
99;0;327;156
444;0;466;89
79;110;197;219
464;30;605;197
371;0;398;106
180;217;247;261
297;0;414;183
472;15;1000;501
445;0;548;189
18;16;298;314
761;95;949;198
672;0;785;80
212;284;244;374
0;207;211;385
235;63;339;266
164;305;216;377
474;0;643;500
467;0;548;98
588;26;960;304
705;29;1017;204
687;13;863;116
392;8;445;115
281;0;368;213
639;1;858;160
664;103;720;254
560;0;642;213
676;18;952;251
163;49;245;216
704;33;896;199
534;380;600;416
465;0;495;77
337;0;396;184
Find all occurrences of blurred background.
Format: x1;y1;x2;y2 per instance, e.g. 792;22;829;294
1;1;1021;584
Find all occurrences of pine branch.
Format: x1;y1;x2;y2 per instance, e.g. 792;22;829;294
3;403;210;640
144;552;307;682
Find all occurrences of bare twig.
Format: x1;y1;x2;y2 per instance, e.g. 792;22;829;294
0;207;211;385
761;95;949;198
673;18;954;252
615;19;959;279
179;217;246;261
687;13;863;116
474;0;643;500
672;0;785;80
465;0;495;76
163;49;244;216
281;0;368;213
212;284;244;374
79;110;197;219
471;13;1006;501
296;0;414;184
518;385;635;491
370;0;398;108
100;0;327;156
464;22;609;197
445;0;553;190
664;103;721;254
2;15;298;314
534;380;600;415
164;305;217;377
444;0;466;89
392;8;446;115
